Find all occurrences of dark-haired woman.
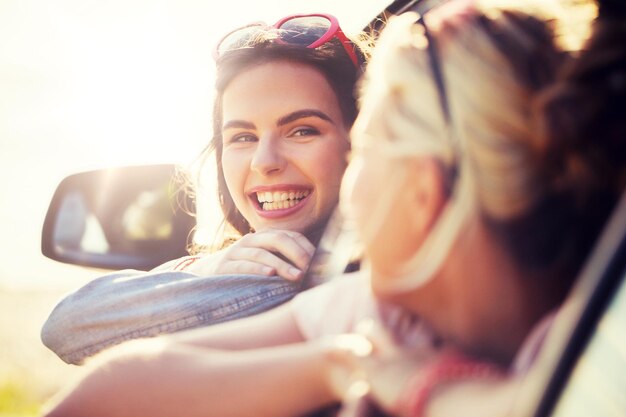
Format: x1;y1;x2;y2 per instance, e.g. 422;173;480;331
42;14;369;364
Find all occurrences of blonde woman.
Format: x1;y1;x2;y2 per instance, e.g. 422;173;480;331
43;1;625;416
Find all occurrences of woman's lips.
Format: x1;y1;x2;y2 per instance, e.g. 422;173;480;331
248;187;312;219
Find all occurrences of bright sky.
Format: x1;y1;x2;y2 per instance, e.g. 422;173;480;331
0;0;387;290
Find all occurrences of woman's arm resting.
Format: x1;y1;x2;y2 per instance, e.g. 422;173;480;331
41;269;301;364
169;299;306;350
42;338;339;417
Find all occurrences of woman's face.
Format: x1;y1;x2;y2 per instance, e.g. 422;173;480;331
345;87;535;363
342;115;423;278
220;61;350;239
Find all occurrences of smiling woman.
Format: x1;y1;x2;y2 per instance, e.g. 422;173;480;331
0;0;385;409
39;10;370;365
0;0;383;289
220;61;351;243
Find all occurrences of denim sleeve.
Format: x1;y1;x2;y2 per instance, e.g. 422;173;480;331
41;270;302;364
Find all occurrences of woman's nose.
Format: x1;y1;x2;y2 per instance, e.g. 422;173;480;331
250;139;287;176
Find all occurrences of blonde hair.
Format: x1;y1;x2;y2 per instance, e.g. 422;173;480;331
355;1;598;293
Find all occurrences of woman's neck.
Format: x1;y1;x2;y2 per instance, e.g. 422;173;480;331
443;216;558;364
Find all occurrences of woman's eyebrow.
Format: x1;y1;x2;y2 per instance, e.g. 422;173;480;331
222;120;256;130
277;109;335;126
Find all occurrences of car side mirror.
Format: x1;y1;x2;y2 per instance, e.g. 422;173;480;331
41;164;196;270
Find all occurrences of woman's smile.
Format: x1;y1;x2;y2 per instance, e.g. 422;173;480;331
221;61;350;238
248;185;313;218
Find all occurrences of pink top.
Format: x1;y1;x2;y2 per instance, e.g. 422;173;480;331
291;271;556;373
291;271;438;349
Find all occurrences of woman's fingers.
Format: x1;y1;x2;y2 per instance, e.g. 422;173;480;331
236;229;315;271
180;229;315;280
214;259;277;277
222;247;306;281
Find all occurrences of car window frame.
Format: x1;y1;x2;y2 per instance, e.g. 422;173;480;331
529;191;626;417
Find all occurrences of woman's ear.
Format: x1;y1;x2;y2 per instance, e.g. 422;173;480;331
404;157;449;238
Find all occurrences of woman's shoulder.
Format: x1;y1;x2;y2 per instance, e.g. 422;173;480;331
291;271;372;340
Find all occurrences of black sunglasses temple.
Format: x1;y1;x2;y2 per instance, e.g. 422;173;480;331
416;15;459;194
418;17;451;128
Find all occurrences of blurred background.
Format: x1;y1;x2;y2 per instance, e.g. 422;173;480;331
0;0;385;414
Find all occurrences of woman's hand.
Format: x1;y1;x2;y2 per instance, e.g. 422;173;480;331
179;229;315;281
318;318;439;410
322;322;514;417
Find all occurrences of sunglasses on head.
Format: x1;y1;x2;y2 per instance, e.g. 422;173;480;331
213;13;360;68
414;7;459;193
416;14;452;139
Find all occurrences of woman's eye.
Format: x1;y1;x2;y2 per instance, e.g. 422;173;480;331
291;127;320;138
228;134;257;144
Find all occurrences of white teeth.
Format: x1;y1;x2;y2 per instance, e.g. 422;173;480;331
257;189;310;210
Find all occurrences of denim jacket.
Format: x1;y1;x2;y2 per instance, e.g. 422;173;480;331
41;268;303;364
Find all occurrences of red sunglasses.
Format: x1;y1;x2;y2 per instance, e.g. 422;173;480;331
213;13;360;67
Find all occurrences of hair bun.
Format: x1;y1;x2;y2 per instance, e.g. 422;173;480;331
533;16;626;200
599;0;626;19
